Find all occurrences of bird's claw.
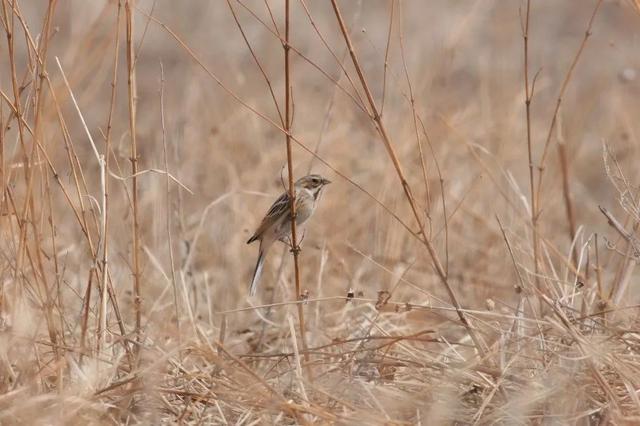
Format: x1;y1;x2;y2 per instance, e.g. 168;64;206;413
280;230;306;253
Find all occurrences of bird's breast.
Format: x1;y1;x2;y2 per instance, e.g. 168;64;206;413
294;190;315;225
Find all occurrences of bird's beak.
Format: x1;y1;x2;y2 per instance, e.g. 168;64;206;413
322;178;332;185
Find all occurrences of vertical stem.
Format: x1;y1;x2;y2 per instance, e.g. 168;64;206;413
125;0;141;361
98;0;122;355
159;63;180;337
284;0;309;367
522;0;541;294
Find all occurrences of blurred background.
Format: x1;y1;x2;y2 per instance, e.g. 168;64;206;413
2;0;640;423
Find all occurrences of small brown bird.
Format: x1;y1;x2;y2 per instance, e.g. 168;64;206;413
247;174;331;296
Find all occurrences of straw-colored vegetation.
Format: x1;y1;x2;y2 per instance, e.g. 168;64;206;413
1;0;640;424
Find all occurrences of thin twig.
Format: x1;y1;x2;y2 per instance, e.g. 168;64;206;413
380;0;394;117
160;62;180;339
125;0;142;363
521;0;541;296
97;0;122;358
398;1;432;236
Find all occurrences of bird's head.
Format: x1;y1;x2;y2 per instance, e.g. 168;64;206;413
295;174;331;195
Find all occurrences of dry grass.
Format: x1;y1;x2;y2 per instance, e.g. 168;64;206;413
2;0;640;424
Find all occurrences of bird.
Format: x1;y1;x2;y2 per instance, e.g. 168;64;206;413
247;174;331;296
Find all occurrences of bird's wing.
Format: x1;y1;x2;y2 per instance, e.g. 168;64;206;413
265;191;291;219
247;191;290;243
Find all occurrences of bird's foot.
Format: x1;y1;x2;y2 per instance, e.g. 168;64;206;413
280;231;305;255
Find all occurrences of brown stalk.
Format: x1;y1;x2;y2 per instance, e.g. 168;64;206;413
125;0;142;361
283;0;310;370
329;0;485;355
521;0;541;295
97;0;122;355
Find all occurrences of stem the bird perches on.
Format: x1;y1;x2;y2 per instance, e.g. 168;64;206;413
330;0;485;356
284;0;310;367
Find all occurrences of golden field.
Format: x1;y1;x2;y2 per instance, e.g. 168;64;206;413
1;0;640;424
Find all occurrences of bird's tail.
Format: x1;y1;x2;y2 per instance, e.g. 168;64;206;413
249;244;266;297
